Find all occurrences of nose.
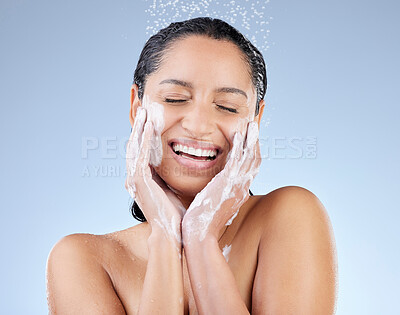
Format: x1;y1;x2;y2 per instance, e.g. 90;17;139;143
181;102;216;139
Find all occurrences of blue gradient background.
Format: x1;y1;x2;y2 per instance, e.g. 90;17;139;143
1;0;399;313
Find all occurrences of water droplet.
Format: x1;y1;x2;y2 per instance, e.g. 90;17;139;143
142;0;272;56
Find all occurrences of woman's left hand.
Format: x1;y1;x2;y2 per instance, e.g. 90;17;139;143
181;121;262;244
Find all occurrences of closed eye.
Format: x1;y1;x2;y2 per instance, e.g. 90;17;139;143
164;99;238;113
164;98;187;103
216;105;238;113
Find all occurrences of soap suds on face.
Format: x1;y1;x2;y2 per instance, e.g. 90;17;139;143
134;96;260;249
141;127;182;258
140;97;183;256
127;95;183;257
246;121;259;148
142;95;165;167
184;132;242;242
222;244;232;262
126;106;147;201
184;119;261;244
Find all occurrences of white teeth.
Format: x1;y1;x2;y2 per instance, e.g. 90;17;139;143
172;143;217;158
188;147;196;156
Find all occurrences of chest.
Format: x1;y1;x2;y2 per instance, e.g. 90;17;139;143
108;234;259;314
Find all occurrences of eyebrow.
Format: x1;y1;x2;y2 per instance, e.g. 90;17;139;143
159;79;248;99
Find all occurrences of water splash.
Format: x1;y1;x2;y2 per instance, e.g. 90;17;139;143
143;0;272;54
141;0;273;187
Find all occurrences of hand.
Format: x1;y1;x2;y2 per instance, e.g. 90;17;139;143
125;107;185;245
181;121;261;243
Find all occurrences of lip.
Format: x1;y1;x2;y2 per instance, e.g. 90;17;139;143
168;138;222;171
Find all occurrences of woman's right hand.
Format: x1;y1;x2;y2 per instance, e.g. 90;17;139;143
125;106;185;246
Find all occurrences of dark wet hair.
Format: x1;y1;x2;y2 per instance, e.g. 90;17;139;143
130;17;266;222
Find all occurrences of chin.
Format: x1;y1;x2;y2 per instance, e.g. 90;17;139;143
154;164;219;197
170;176;210;197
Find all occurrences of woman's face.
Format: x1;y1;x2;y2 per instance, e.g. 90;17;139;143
130;35;264;198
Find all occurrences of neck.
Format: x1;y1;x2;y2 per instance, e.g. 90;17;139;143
178;194;195;210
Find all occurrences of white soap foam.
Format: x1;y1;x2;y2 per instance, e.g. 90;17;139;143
225;208;239;226
246;121;259;148
185;129;244;242
126;106;147;200
142;95;165;167
222;244;232;262
127;96;182;257
143;160;182;258
184;119;261;243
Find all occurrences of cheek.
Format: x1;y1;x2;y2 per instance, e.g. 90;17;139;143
162;108;177;130
223;117;250;141
142;95;165;126
141;96;166;166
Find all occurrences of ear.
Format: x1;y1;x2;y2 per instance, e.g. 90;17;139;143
254;99;265;129
129;84;142;128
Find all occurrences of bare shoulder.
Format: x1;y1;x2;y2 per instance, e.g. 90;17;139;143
249;186;338;314
248;185;333;233
249;185;336;260
46;232;133;314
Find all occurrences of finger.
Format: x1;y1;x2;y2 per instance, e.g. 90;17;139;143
127;107;147;160
129;120;153;202
235;122;261;189
126;178;136;199
136;120;154;179
253;139;262;169
125;107;147;198
241;121;259;164
216;131;244;184
126;107;147;176
226;131;244;169
244;143;261;179
244;121;259;151
233;125;257;195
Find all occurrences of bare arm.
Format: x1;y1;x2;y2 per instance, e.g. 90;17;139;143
251;187;338;314
138;226;184;315
182;187;337;315
183;234;250;315
126;106;186;313
46;234;126;314
46;230;185;315
180;123;260;314
47;103;187;313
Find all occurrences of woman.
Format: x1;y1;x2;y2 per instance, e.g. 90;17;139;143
46;17;337;314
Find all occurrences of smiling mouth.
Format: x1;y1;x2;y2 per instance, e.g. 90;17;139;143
170;142;219;161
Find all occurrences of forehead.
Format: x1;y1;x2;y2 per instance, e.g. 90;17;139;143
153;35;254;91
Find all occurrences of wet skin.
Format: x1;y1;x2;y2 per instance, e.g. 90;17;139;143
46;35;337;314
